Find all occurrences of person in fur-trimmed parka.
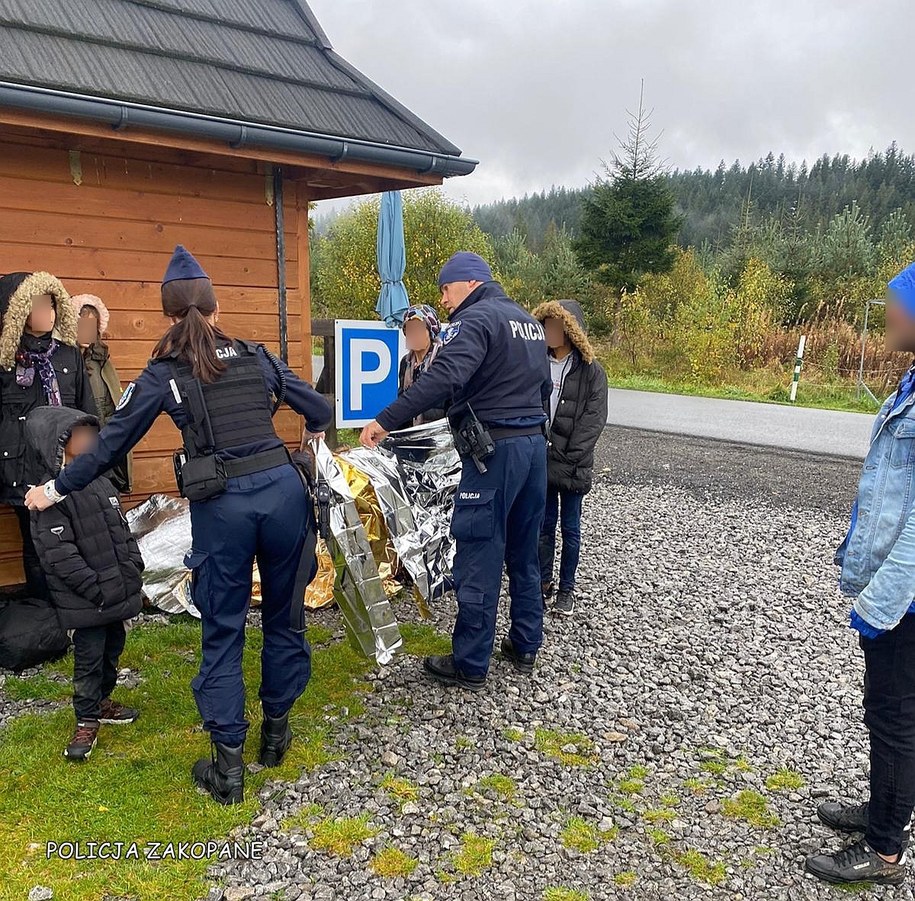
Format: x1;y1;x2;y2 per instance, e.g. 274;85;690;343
532;299;608;616
0;272;97;598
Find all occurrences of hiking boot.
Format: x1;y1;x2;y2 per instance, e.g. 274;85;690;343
500;637;536;675
259;712;292;767
553;590;576;616
805;838;907;885
64;720;99;761
98;698;139;725
422;655;486;692
818;801;868;834
192;741;244;805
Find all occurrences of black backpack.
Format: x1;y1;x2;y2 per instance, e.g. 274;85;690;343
0;597;70;671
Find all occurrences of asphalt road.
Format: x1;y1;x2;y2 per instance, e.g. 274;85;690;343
595;425;860;516
607;388;874;459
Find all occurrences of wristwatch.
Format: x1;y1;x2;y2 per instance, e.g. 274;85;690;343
43;481;66;504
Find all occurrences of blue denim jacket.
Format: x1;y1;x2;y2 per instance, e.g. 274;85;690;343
836;374;915;632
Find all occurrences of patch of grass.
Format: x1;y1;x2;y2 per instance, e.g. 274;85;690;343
766;769;805;792
722;790;780;829
700;759;728;776
306;623;335;645
683;777;712;794
380;772;419;808
559;816;616;853
673;848;727;886
310;814;378;857
612;796;637;813
473;774;517;802
282;802;325;830
371;846;418;878
399;622;452;657
455;735;473;750
503;727;525;742
1;669;72;702
534;729;598;767
452;832;495;877
544;889;590;901
734;756;754;772
647;828;670;846
659;793;680;808
614;871;637;888
643;808;676;825
0;619;376;901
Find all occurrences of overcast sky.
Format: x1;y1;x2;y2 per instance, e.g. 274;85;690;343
309;0;912;211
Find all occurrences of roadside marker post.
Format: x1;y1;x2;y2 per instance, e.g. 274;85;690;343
790;334;807;402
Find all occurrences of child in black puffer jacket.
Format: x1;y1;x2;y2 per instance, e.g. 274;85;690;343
26;406;144;761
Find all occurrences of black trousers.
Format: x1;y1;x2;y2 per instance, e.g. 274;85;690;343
13;505;48;600
72;621;126;722
861;613;915;856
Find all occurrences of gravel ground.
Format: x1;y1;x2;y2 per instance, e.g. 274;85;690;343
3;427;895;900
204;429;902;901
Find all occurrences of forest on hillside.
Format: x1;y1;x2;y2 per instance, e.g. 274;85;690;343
472;144;915;252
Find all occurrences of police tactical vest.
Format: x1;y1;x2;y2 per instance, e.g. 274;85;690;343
173;340;279;456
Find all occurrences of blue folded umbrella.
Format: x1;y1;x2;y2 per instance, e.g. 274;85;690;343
375;191;410;327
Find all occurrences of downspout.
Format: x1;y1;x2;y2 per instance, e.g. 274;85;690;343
273;167;289;363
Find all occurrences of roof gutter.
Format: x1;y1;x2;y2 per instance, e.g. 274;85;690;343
0;82;479;178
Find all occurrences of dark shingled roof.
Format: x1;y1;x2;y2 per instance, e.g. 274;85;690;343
0;0;472;169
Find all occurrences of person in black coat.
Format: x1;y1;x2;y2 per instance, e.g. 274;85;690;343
27;406;143;761
0;272;97;599
533;299;608;616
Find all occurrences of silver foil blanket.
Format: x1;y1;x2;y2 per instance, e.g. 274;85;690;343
341;419;460;611
313;439;403;664
126;494;199;618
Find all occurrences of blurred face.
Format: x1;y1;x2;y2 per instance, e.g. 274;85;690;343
65;425;98;458
25;294;56;336
544;318;569;350
404;319;431;353
440;280;480;315
77;306;100;347
885;293;915;354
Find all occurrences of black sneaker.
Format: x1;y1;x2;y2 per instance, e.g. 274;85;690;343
805;838;907;886
553;590;575;616
64;720;99;761
422;655;486;692
500;637;536;675
541;582;555;601
817;801;869;833
98;698;139;724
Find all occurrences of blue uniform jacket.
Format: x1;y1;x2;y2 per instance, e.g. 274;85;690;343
56;345;331;496
377;282;551;432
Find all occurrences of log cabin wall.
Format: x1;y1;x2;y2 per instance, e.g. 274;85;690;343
0;129;310;586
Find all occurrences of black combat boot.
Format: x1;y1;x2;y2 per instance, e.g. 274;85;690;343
259;712;292;767
192;741;244;805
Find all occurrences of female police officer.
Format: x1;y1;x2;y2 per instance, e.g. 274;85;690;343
26;246;332;804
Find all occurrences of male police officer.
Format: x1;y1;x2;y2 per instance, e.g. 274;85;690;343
361;252;551;690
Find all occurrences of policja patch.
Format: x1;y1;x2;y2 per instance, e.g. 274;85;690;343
116;382;136;411
440;321;462;345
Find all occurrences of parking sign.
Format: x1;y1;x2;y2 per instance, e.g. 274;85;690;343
334;320;406;428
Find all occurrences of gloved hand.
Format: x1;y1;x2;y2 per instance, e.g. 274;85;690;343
850;608;886;639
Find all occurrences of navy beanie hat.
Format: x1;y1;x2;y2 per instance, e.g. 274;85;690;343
890;261;915;318
437;251;493;288
163;245;209;285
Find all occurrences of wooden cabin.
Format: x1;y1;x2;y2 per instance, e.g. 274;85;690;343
0;0;476;585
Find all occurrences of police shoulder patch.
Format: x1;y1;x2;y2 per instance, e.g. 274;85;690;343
116;382;136;412
440;321;462;345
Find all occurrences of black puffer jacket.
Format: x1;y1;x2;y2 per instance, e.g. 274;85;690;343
533;300;608;495
27;407;143;630
0;272;96;506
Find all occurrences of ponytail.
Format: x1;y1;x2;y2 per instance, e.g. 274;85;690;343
153;278;228;383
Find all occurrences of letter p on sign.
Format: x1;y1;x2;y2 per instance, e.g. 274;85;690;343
334;320;406;427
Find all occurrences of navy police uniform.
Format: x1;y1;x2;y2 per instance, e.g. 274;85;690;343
55;338;332;745
378;281;551;677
